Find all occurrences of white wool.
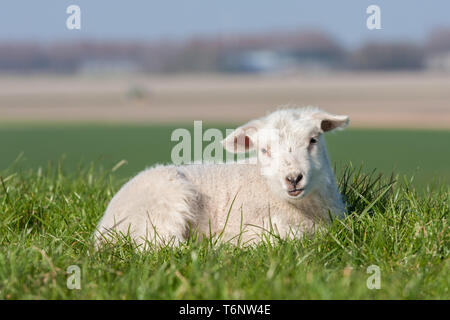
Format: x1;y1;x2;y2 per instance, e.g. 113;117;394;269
94;106;349;249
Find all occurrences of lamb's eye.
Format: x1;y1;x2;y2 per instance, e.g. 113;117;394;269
309;137;318;145
261;147;271;156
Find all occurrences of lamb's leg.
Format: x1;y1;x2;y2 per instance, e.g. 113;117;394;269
94;166;200;249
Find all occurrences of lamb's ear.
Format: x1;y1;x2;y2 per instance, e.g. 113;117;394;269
313;112;349;132
222;120;262;153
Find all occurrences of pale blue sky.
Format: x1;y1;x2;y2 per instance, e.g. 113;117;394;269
0;0;449;46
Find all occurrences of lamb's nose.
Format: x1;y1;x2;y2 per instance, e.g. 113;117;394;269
285;173;303;186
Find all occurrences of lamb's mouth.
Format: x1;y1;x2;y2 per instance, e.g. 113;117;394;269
287;188;304;197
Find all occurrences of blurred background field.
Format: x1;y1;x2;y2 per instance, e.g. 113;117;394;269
1;123;449;188
1;72;449;188
0;73;450;128
0;0;449;187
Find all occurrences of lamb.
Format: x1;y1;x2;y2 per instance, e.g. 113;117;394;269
94;106;349;249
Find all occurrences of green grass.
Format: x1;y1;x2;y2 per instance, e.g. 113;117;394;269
0;123;449;187
0;164;448;299
0;123;448;299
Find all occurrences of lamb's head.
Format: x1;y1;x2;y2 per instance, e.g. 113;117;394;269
223;107;349;202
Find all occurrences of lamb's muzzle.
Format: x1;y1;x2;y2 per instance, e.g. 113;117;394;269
285;173;304;197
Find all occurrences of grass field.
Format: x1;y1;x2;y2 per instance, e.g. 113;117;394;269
0;124;448;299
1;124;449;186
1;73;450;129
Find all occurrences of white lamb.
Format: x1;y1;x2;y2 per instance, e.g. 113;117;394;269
94;106;349;248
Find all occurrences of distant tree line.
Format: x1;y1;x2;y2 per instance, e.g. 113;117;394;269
0;28;449;73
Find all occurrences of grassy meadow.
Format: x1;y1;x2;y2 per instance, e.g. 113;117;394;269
0;123;448;299
1;123;449;186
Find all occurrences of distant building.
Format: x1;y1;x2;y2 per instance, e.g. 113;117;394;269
77;59;140;74
221;50;292;73
425;53;450;72
221;49;341;74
